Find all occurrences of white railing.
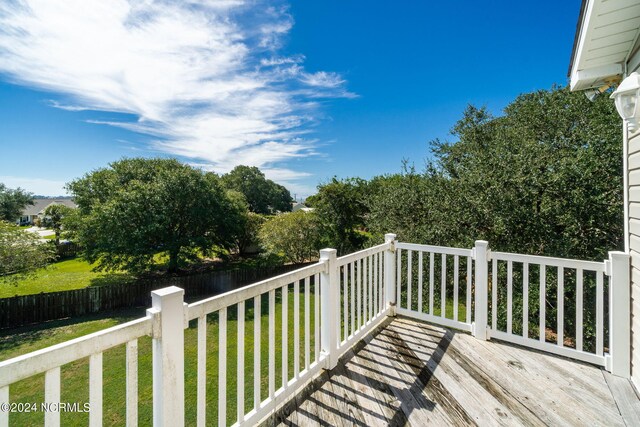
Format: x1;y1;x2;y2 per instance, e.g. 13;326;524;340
186;261;327;427
0;234;631;427
390;240;630;377
0;315;152;427
486;250;629;375
335;240;392;359
395;242;474;332
488;251;607;365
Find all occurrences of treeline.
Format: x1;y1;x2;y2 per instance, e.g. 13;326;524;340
0;163;296;281
303;86;623;261
1;85;623;284
63;161;294;273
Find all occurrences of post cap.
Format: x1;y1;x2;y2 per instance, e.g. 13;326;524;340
319;248;337;261
385;233;397;242
151;286;185;298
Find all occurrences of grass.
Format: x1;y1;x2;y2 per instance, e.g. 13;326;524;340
41;234;56;240
0;285;320;426
0;258;134;298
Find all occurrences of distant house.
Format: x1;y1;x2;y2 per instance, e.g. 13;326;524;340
17;198;77;225
291;202;314;213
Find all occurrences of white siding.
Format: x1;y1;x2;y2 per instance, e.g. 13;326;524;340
628;129;640;388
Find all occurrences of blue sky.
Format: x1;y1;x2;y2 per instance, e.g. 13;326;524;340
0;0;581;198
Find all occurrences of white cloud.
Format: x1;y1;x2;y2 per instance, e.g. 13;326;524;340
0;176;67;196
0;0;353;191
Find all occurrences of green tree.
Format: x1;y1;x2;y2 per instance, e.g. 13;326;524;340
66;158;244;273
367;86;622;261
259;211;322;263
221;166;293;214
0;221;56;284
0;184;34;222
429;87;622;259
41;204;74;244
235;212;266;256
306;177;370;255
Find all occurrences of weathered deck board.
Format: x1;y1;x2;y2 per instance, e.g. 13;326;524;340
270;316;632;426
603;370;640;426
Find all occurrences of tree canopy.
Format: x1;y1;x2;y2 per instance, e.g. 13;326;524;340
259;211;322;263
221;165;293;214
41;203;74;245
66;158;245;273
0;184;33;222
313;86;622;261
305;177;370;255
0;221;56;284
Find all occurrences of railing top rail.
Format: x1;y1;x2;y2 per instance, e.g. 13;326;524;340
0;316;151;387
187;262;326;321
395;242;472;257
491;251;605;272
335;242;391;267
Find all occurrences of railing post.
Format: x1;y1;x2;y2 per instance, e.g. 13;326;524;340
609;251;631;378
320;248;339;370
384;233;397;316
473;240;489;340
148;286;186;427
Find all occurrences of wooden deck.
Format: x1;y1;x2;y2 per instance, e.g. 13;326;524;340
266;316;640;426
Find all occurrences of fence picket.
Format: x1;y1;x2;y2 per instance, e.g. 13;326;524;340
218;307;227;427
596;271;604;356
343;266;347;341
466;257;472;323
350;263;355;335
357;259;362;330
407;250;413;311
507;260;512;334
454;255;459;322
557;268;564;347
89;353;102;427
441;254;447;317
304;278;310;370
374;253;379;314
540;266;546;343
429;253;434;315
254;295;261;410
126;340;138;427
523;263;529;339
418;252;424;313
314;274;320;362
396;249;401;310
0;386;7;427
44;367;60;427
237;301;245;423
294;280;300;379
196;316;206;427
368;255;373;320
492;258;497;331
282;285;288;387
576;268;583;352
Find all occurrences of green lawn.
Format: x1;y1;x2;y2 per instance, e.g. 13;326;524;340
0;258;134;298
0;286;320;426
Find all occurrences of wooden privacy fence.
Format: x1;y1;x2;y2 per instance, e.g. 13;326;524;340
0;263;308;329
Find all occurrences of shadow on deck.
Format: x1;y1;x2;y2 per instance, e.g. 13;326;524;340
263;317;639;426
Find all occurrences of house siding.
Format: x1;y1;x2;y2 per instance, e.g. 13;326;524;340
628;128;640;388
